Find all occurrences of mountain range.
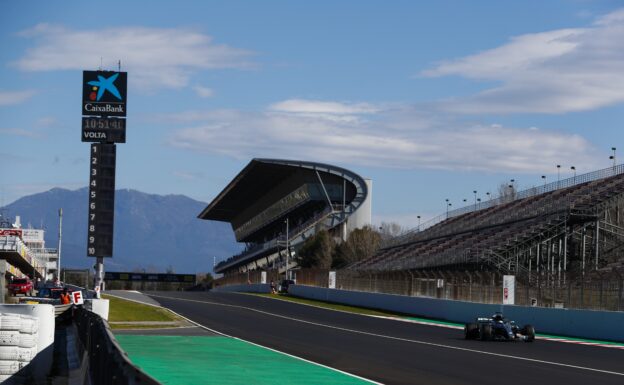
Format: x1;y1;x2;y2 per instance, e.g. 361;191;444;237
1;188;241;273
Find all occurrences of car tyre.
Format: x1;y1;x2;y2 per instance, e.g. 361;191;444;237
522;325;535;342
480;324;493;341
464;323;478;339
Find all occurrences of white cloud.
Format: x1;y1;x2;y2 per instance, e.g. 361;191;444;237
270;99;380;115
421;9;624;114
0;128;43;139
167;99;598;174
14;24;254;90
0;90;36;106
193;86;215;98
35;116;58;128
173;170;204;181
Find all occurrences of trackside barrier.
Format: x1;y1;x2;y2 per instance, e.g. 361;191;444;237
73;307;160;385
280;285;624;342
0;304;54;383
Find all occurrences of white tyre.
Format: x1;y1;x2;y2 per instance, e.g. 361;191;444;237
18;335;36;349
0;347;19;361
17;347;37;362
0;361;20;375
0;332;20;346
18;316;38;335
0;315;22;331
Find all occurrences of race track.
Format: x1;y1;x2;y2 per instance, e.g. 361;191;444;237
144;291;624;385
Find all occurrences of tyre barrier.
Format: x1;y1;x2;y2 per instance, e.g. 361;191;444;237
0;313;39;383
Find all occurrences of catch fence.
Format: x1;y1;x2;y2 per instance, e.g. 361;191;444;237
219;268;624;311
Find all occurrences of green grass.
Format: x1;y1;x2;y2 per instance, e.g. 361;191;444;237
253;293;400;317
103;294;180;326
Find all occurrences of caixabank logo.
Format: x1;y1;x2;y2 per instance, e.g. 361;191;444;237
82;71;127;117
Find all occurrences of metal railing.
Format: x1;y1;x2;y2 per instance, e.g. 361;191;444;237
386;163;624;248
0;235;47;276
220;268;624;312
215;207;336;272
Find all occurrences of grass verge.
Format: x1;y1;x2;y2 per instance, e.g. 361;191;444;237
253;293;401;317
103;294;182;329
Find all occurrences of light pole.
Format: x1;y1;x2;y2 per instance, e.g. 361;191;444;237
571;166;576;184
57;208;63;282
486;192;491;201
541;175;546;187
610;147;617;172
445;199;449;217
473;190;477;209
557;165;561;188
417;215;421;230
477;198;481;209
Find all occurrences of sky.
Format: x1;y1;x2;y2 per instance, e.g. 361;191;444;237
1;0;624;229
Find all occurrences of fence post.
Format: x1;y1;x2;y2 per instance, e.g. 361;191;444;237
619;273;623;311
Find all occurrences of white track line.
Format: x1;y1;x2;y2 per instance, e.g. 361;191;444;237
106;291;382;384
149;293;624;378
245;292;624;350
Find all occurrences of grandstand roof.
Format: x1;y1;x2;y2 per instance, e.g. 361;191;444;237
198;158;367;222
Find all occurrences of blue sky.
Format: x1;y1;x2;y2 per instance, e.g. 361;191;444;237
1;0;624;228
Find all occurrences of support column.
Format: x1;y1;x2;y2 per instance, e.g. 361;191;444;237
94;256;104;298
0;261;6;304
595;220;600;270
563;221;568;271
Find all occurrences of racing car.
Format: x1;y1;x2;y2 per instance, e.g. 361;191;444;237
464;312;535;342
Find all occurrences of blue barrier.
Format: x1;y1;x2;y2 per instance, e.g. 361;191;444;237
286;285;624;342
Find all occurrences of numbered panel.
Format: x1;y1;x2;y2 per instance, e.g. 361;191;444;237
87;143;116;257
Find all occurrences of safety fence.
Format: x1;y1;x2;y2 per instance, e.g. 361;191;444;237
73;307;160;385
219;268;624;312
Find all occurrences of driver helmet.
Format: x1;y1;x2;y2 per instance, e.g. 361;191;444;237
492;312;504;322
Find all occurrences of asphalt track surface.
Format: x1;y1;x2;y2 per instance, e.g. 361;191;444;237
145;291;624;385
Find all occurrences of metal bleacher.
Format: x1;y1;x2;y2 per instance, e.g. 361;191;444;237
351;164;624;275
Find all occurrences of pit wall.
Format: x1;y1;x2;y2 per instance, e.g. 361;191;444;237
217;284;624;342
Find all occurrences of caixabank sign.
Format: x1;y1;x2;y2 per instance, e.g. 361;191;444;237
82;71;127;117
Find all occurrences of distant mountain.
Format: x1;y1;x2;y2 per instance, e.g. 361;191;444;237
1;188;241;273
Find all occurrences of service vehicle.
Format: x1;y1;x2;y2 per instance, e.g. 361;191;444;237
464;312;535;342
279;279;296;293
8;277;34;296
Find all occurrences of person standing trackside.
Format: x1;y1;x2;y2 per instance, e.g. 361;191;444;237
60;288;71;305
270;280;276;294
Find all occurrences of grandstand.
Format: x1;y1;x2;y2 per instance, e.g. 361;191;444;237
199;159;372;275
350;164;624;279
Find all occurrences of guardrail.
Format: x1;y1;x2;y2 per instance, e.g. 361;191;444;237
73;307;160;385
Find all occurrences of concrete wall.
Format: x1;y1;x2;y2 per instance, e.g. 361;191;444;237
214;283;623;342
288;285;624;342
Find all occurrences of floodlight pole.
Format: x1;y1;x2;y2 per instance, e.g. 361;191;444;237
57;208;63;281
